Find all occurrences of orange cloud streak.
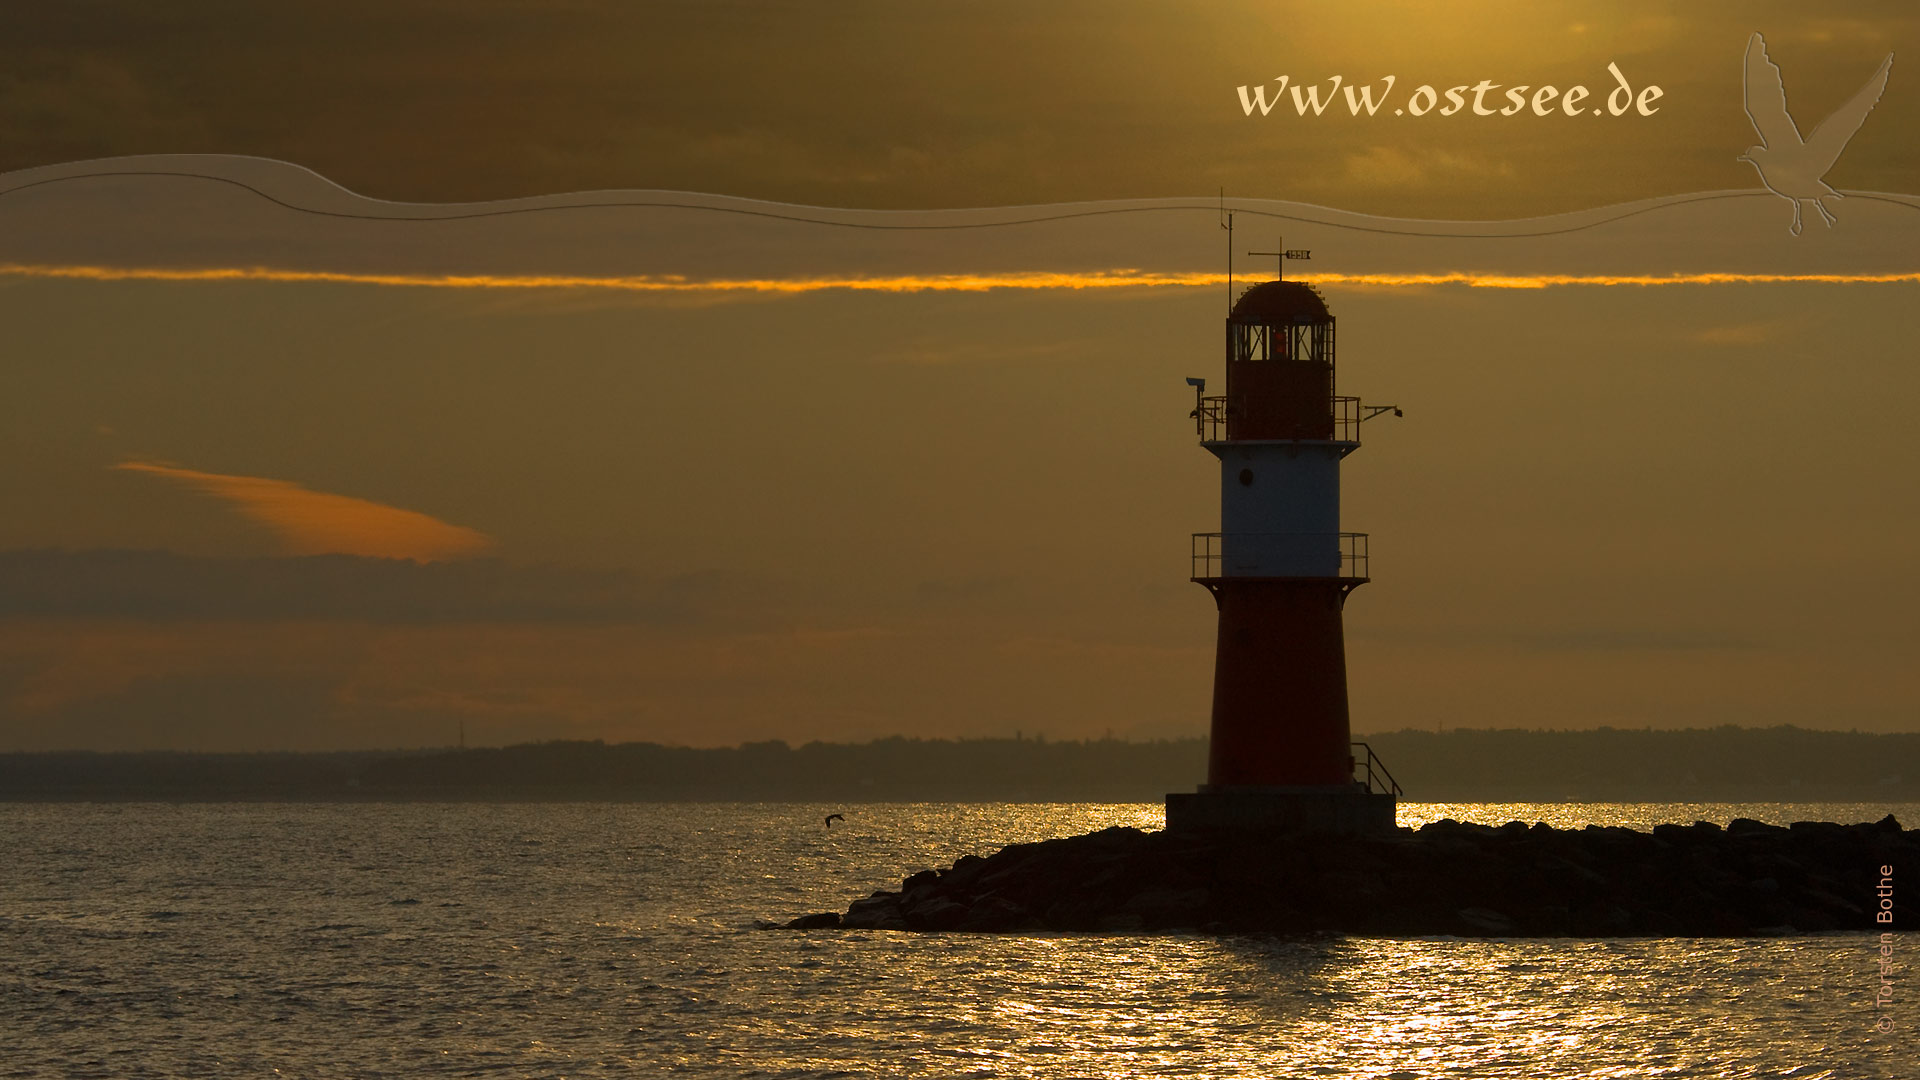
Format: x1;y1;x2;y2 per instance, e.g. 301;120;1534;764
6;262;1919;293
114;461;491;562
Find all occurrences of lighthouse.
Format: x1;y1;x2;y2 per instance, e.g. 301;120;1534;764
1164;276;1402;833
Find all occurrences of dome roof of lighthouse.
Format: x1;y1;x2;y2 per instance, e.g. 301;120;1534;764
1228;280;1331;325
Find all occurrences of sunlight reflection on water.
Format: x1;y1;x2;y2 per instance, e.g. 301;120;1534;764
1398;801;1913;830
1;801;1910;1078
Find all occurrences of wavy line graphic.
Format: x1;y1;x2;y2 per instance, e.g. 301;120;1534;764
3;156;1918;294
5;156;1917;234
0;164;1789;237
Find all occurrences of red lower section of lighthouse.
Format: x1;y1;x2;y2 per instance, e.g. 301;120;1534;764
1203;579;1357;788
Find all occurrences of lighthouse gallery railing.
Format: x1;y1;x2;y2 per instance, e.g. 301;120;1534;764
1194;395;1366;443
1191;532;1368;580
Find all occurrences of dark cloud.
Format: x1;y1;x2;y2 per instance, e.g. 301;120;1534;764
1514;628;1760;653
0;548;727;623
1351;624;1762;653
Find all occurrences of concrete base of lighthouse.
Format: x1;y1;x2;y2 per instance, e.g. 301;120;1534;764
1165;785;1397;835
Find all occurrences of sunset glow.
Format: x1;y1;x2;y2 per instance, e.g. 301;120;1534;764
7;262;1920;294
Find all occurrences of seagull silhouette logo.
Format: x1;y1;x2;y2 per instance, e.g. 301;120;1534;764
1740;31;1893;235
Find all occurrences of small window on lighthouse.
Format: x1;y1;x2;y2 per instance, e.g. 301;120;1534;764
1238;468;1255;486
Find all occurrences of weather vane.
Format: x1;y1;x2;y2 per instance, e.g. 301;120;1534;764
1245;237;1312;281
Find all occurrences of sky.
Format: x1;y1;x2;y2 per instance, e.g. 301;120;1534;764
2;2;1917;213
1;2;1916;750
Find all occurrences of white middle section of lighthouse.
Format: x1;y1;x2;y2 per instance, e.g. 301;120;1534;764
1212;442;1343;577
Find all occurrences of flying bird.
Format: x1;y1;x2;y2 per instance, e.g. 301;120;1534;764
1739;31;1893;235
824;813;845;828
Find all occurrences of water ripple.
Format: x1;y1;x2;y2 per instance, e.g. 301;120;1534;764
0;801;1911;1077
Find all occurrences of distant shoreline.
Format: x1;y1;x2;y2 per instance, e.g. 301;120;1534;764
2;726;1915;803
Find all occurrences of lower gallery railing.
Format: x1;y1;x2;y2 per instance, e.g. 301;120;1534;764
1190;532;1368;579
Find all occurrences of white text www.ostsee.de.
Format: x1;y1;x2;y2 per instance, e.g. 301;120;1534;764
1238;63;1663;118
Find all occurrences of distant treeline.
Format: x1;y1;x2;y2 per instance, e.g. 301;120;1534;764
1;726;1915;802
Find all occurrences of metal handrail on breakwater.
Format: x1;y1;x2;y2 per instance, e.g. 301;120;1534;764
1351;741;1402;797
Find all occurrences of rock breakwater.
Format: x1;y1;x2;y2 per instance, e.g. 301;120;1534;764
777;816;1915;936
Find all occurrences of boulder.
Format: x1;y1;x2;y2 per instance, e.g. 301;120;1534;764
1457;907;1516;935
783;912;842;930
903;895;969;931
956;895;1032;932
842;894;908;930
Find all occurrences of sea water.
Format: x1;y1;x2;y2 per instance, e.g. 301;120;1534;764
2;802;1913;1078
